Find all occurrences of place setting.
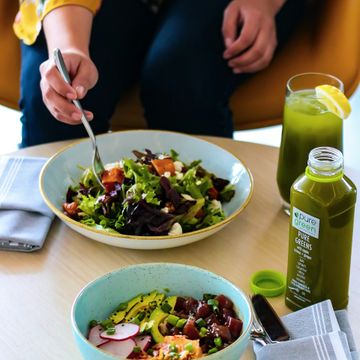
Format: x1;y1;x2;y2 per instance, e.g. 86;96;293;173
0;71;358;360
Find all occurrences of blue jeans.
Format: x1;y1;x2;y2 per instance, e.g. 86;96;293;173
19;0;303;147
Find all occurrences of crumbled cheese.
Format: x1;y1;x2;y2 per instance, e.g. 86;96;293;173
209;199;222;211
176;172;184;180
163;171;171;178
104;161;122;170
174;161;183;172
158;154;165;160
181;194;195;201
168;222;182;235
161;207;169;213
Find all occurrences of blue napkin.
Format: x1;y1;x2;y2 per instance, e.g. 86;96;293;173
0;156;54;252
254;300;359;360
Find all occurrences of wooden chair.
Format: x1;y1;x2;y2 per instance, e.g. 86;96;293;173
1;0;359;132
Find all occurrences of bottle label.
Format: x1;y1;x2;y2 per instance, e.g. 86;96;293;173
292;207;320;239
286;207;321;308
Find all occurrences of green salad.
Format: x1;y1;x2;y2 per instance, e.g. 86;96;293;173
63;149;235;236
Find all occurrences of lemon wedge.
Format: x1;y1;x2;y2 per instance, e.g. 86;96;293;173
315;85;351;119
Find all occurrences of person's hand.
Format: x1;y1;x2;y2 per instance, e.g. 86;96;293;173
222;0;284;74
39;49;98;124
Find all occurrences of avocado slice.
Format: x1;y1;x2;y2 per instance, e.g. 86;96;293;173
109;293;143;324
137;293;166;330
124;290;158;322
149;296;177;343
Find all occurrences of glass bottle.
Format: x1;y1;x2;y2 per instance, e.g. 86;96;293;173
285;147;357;311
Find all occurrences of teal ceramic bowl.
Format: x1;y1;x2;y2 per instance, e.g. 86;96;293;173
40;130;253;250
71;263;252;360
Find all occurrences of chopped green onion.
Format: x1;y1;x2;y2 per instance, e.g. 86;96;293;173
146;320;154;331
106;327;116;335
167;314;180;326
169;343;178;353
137;312;145;321
175;318;187;329
208;348;218;355
147;348;154;356
163;288;170;293
207;299;219;307
184;343;194;353
161;302;172;313
195;318;206;328
132;346;141;353
203;293;216;301
89;320;98;328
116;302;128;311
131;317;141;325
214;337;223;347
199;327;208;337
100;319;114;329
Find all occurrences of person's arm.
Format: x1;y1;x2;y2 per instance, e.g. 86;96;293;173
40;6;98;124
43;5;92;57
222;0;287;74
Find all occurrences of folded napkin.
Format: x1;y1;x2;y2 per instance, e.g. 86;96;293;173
254;300;359;360
0;156;54;252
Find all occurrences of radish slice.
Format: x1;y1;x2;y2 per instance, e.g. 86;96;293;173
134;335;152;351
100;323;140;341
88;325;109;347
99;338;136;357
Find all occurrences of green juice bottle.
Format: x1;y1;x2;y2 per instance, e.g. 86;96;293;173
285;147;357;311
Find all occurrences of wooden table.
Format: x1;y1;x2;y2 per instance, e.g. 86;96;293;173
1;136;359;359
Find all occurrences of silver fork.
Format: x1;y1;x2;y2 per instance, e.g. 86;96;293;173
53;48;105;189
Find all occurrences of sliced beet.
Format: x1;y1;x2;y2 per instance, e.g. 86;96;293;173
87;325;109;347
100;323;140;341
99;338;136;357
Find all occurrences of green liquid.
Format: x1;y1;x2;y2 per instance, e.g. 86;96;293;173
277;90;343;204
285;174;356;311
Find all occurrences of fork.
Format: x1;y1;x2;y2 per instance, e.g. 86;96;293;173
53;48;105;189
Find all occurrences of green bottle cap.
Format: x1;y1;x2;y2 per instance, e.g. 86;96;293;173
250;270;286;297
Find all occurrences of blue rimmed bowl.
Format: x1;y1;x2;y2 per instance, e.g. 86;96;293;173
40;130;253;249
71;263;253;360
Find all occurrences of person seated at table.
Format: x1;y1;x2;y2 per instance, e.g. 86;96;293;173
14;0;304;147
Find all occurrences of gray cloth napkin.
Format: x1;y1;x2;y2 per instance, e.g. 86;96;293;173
254;300;359;360
0;156;54;252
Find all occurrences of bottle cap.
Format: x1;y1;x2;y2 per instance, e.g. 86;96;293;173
250;270;286;297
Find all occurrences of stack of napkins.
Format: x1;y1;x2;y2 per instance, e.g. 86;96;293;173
254;300;359;360
0;156;54;252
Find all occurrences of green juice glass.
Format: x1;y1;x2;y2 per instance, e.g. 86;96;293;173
277;73;344;215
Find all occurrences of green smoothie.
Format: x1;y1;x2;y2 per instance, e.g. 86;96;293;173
285;148;357;311
277;90;343;206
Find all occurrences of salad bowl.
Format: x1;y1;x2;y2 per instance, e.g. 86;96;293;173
71;263;253;360
39;130;253;249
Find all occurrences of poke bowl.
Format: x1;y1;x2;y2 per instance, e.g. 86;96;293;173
39;130;253;249
71;263;253;360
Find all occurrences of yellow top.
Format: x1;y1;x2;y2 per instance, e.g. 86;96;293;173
14;0;101;45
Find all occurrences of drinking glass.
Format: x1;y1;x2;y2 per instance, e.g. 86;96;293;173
276;72;344;215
